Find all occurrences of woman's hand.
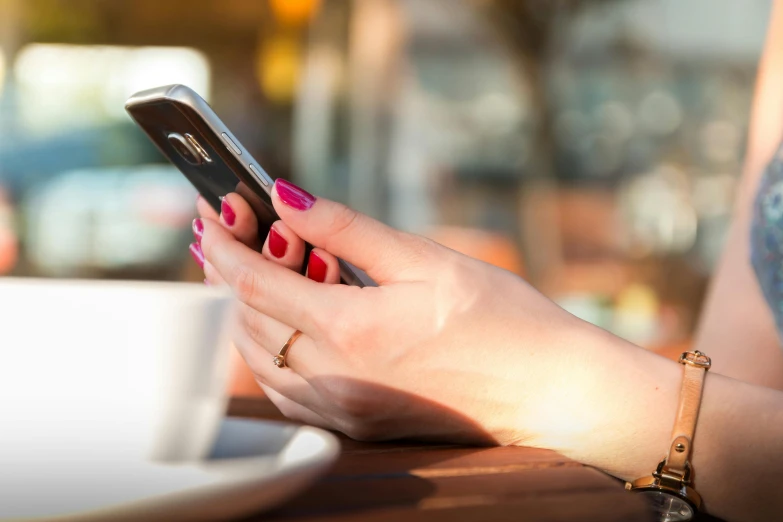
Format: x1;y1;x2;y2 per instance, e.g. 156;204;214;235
192;181;783;521
193;180;680;451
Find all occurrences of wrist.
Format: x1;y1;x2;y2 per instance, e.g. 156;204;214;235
524;321;682;480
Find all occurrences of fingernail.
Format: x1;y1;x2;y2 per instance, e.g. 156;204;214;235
192;218;204;243
189;243;205;269
203;278;210;286
275;179;315;211
268;227;288;258
307;251;327;283
221;197;236;226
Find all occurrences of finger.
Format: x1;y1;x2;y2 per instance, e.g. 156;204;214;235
220;194;261;250
262;220;306;273
203;259;227;286
189;241;227;286
200;218;337;336
232;321;321;409
196;195;220;220
196;194;260;251
271;179;434;283
260;385;333;429
306;248;340;284
235;303;320;377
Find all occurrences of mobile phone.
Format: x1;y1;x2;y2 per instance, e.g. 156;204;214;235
125;84;372;287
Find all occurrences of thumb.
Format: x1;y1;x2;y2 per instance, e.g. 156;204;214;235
271;179;431;284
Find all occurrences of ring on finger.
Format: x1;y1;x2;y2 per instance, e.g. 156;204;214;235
273;330;302;369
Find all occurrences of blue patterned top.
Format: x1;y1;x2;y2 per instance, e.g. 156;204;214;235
751;146;783;331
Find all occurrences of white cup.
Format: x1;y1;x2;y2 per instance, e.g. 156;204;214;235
0;278;235;467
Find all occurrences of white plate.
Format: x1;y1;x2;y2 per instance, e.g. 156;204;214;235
2;419;340;521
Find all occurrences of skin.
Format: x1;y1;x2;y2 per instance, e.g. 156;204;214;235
194;183;783;521
189;5;783;519
692;0;783;391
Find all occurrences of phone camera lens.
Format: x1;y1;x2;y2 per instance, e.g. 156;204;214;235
167;132;204;166
184;133;212;163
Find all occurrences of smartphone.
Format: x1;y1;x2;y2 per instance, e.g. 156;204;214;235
125;84;372;287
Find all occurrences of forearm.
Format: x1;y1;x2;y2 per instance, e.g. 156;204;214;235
691;0;783;391
542;327;783;522
693;218;783;391
693;371;783;521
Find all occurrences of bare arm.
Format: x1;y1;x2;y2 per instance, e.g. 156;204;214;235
556;331;783;522
200;174;783;522
557;17;783;514
694;0;783;390
197;11;783;518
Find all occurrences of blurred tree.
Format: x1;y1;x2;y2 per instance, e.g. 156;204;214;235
484;0;623;178
482;0;624;282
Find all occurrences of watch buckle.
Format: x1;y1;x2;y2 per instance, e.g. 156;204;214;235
678;350;711;370
653;457;692;487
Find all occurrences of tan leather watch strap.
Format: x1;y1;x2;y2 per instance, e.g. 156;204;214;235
663;351;711;479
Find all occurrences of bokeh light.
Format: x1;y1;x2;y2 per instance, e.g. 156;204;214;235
257;35;301;103
13;44;210;134
0;51;6;96
269;0;322;25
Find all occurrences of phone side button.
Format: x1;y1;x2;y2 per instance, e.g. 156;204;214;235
248;164;269;186
221;133;242;155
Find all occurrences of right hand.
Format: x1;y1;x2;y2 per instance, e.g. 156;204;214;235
190;181;671;451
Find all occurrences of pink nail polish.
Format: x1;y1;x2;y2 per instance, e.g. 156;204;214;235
268;227;288;258
275;179;315;211
307;251;327;283
221;198;236;226
192;218;204;243
189;243;205;269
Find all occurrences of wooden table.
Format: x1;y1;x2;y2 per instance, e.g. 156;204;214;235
228;398;652;522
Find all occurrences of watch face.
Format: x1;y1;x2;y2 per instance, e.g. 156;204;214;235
639;490;694;521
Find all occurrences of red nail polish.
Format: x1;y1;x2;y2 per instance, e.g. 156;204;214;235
189;243;205;269
221;198;236;226
307;251;327;283
268;227;288;258
192;218;204;243
275;179;315;211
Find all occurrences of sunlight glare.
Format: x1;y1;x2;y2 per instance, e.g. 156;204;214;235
13;44;211;134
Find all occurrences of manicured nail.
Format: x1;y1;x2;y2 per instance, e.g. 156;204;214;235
275;179;315;211
221;197;236;226
189;243;205;269
192;218;204;243
268;227;288;258
307;251;327;283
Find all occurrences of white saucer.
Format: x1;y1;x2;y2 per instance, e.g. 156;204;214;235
1;418;340;521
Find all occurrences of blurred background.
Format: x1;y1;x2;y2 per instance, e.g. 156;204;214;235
0;0;772;355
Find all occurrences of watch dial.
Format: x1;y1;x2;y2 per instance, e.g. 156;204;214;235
639;490;694;521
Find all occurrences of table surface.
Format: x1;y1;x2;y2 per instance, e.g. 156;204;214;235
228;397;652;522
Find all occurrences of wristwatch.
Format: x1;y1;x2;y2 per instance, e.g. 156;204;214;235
625;350;711;522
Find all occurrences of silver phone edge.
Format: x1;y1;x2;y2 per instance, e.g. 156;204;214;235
125;84;375;288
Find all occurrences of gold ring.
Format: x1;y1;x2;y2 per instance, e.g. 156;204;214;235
273;330;302;369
